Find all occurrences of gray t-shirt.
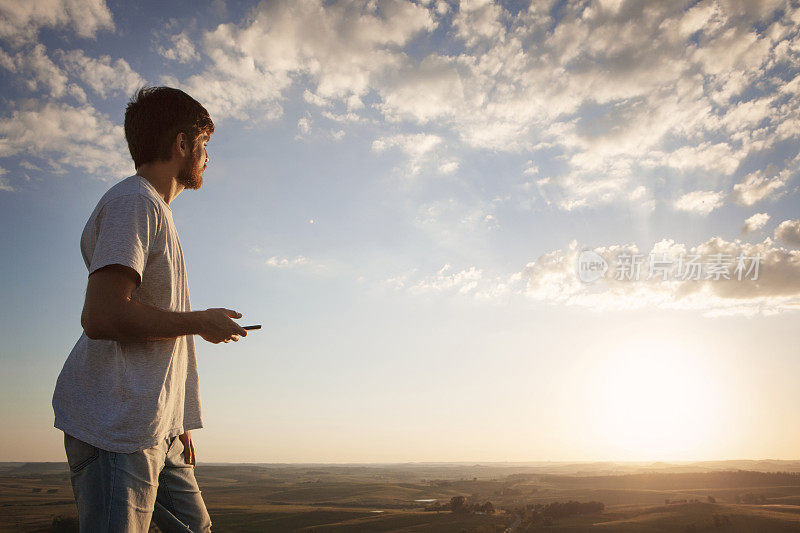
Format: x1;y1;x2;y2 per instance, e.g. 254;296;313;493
52;175;202;453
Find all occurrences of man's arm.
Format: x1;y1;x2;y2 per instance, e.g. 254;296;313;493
81;264;247;344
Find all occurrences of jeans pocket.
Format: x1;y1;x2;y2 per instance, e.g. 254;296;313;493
64;433;99;473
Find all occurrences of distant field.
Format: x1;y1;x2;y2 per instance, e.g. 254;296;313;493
3;460;800;531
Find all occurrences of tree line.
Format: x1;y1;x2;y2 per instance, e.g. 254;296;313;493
541;470;800;489
512;500;605;528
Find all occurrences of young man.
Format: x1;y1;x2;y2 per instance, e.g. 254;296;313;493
52;86;248;532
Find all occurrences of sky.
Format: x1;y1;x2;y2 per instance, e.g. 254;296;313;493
0;0;799;463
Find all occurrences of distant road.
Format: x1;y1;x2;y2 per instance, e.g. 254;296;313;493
506;513;521;532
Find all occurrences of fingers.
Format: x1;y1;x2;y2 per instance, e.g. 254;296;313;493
222;309;247;337
199;308;250;344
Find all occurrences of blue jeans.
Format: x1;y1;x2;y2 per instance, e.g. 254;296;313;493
64;432;212;532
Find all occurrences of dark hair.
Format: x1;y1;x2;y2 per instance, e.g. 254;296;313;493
124;86;214;168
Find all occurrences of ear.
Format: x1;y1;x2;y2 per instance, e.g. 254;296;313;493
173;132;189;159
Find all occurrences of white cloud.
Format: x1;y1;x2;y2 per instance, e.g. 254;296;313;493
157;31;199;63
402;264;484;296
303;89;331;108
321;110;367;123
137;1;800;211
774;219;800;248
437;160;459;174
346;93;363;112
376;54;470;125
674;190;725;215
522;160;538;176
0;165;12;191
731;168;790;206
0;0;114;45
0;44;85;101
742;212;770;233
519;236;800;316
371;133;442;175
56;49;144;98
648;143;742;176
296;115;311;137
180;0;435;120
371;1;799;208
412;196;502;251
452;0;506;49
390;234;800;315
265;256;311;268
0;45;143;103
0;100;132;177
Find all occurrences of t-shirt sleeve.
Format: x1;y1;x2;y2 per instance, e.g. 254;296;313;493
88;194;160;285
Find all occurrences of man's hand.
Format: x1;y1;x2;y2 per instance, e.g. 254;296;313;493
197;308;248;344
178;430;195;466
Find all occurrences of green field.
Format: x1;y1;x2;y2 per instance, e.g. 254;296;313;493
3;461;800;531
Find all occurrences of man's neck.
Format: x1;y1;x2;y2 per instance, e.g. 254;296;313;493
135;165;185;205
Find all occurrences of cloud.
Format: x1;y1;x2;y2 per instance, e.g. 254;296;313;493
321;110;367;123
179;0;435;120
411;196;502;251
375;54;470;125
371;133;443;175
0;44;85;101
742;212;770;233
391;264;484;296
522;160;538;176
674;190;725;215
303;89;331;108
10;0;787;212
731;168;790;206
0;100;132;178
265;256;310;268
452;0;506;49
157;31;199;63
390;234;800;316
519;237;800;316
0;38;145;181
437;160;459;174
0;166;12;191
56;49;144;98
0;0;114;45
296;115;311;137
162;1;800;211
774;219;800;248
648;143;742;176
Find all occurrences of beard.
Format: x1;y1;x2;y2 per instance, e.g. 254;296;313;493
177;152;203;190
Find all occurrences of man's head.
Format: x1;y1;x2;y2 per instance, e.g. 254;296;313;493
124;86;214;189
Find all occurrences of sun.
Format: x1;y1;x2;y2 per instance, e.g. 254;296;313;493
587;339;724;461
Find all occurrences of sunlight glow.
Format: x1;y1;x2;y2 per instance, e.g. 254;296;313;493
589;339;723;461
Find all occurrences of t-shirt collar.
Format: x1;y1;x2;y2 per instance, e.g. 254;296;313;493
134;174;173;212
